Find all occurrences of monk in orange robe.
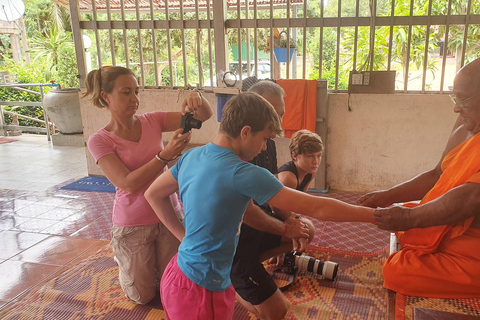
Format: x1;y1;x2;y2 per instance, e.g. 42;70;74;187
357;58;480;298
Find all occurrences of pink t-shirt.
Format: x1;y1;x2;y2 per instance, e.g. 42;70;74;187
88;111;181;227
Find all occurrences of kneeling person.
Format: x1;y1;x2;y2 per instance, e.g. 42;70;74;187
231;83;316;320
145;92;375;320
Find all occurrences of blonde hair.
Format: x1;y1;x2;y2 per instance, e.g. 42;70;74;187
219;92;283;138
83;66;136;108
289;129;323;158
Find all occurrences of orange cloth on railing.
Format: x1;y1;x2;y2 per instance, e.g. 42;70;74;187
276;79;317;138
383;132;480;298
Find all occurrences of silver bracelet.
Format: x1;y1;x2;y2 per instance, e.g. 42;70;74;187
155;151;170;165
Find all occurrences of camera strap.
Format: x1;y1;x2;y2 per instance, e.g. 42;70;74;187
271;268;297;292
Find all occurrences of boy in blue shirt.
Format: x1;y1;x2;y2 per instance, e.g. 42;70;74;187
145;92;375;319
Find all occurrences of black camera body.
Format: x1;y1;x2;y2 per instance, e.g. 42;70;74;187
180;112;202;134
283;251;338;281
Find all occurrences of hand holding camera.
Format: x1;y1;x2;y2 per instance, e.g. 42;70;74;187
180;112;202;134
182;90;203;114
180;90;205;134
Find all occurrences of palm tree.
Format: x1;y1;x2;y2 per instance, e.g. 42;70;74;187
27;24;73;82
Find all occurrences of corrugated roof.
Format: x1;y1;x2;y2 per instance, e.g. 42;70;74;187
57;0;303;13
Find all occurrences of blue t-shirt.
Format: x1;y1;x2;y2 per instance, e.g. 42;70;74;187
171;143;283;292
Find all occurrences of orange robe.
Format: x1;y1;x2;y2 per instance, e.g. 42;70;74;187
276;79;317;138
383;132;480;298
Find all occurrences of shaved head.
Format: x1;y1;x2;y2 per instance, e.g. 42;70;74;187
454;58;480;98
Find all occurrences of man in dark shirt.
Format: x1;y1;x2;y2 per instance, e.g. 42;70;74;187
231;81;315;320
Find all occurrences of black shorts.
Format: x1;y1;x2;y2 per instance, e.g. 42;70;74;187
231;223;282;305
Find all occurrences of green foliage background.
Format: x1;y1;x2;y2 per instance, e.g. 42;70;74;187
0;0;77;129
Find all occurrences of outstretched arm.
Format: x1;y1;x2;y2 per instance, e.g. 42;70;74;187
145;169;185;241
267;187;375;223
374;182;480;231
356;168;441;208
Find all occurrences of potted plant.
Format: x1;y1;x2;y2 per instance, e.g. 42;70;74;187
273;31;297;63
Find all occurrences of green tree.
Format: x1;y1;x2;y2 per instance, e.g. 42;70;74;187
24;0;71;34
28;24;75;83
432;0;480;71
0;58;46;128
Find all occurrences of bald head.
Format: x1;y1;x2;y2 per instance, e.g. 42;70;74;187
454;58;480;98
453;58;480;135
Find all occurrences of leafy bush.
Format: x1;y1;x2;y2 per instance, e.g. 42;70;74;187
275;31;297;49
0;58;48;128
55;45;80;88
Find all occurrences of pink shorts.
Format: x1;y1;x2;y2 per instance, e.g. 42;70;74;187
160;254;235;320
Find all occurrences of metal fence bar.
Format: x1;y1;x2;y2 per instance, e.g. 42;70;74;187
439;0;453;93
403;0;414;92
165;0;174;88
120;0;129;69
39;85;51;141
3;110;52;124
206;0;214;86
369;0;376;72
0;104;5;136
421;0;433;93
460;0;472;67
387;0;394;71
253;0;259;79
195;0;203;87
1;125;48;134
91;0;102;68
301;0;307;78
180;0;188;86
245;1;252;79
237;0;242;83
286;1;291;79
352;0;360;71
0;101;42;106
134;0;145;86
334;0;341;91
72;0;480;92
318;0;324;80
149;0;159;86
106;0;116;66
269;0;275;79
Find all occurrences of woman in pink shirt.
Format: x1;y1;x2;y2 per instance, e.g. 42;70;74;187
84;66;213;305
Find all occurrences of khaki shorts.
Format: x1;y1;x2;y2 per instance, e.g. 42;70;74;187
111;219;181;305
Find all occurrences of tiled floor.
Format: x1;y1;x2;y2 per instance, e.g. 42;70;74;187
0;134;396;317
0;135;114;308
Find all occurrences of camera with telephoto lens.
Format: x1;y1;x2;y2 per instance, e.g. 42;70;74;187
180;112;202;134
283;251;338;281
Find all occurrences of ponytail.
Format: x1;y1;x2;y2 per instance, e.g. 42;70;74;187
83;66;136;109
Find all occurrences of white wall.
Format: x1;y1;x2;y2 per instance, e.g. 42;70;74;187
80;90;458;192
326;93;457;192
